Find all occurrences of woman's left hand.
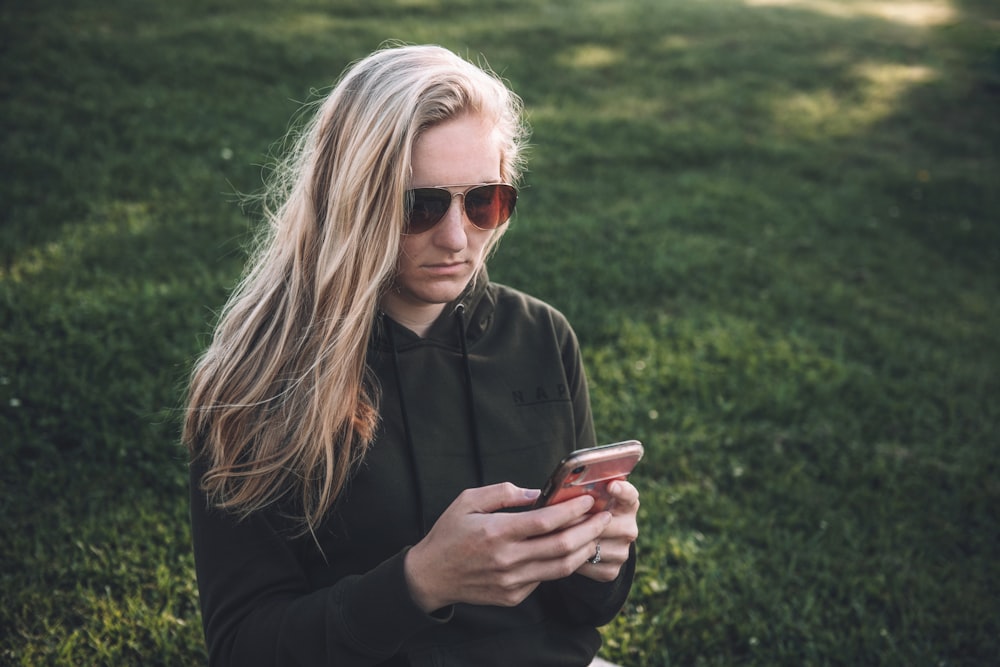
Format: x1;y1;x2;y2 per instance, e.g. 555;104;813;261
575;480;640;582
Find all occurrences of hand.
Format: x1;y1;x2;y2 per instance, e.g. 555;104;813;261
574;480;640;582
404;483;614;612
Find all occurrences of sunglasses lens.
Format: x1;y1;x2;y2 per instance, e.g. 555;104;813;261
406;188;453;235
404;184;517;234
464;184;517;230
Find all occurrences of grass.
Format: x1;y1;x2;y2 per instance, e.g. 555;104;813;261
2;0;998;664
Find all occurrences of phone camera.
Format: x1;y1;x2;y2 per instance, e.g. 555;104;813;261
572;465;586;475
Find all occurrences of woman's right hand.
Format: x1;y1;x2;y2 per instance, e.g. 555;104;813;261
403;483;612;612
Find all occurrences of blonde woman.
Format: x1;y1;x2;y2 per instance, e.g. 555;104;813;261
184;44;639;666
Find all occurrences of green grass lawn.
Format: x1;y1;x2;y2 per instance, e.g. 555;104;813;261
2;0;998;665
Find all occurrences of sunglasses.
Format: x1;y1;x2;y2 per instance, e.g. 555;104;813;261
404;183;517;235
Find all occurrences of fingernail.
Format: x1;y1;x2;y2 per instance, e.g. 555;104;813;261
523;489;540;500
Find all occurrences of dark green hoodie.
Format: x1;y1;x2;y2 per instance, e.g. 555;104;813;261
190;273;636;666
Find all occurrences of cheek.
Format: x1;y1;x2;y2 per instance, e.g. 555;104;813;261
469;230;495;261
395;236;421;268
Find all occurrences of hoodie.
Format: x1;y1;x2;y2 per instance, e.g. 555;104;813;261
189;272;636;666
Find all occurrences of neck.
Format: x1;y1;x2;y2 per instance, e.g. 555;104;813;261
380;299;445;338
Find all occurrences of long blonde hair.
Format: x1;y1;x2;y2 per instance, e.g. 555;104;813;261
184;44;528;532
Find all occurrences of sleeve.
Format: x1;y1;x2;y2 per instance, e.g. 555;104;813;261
540;544;637;627
537;314;637;626
188;464;451;667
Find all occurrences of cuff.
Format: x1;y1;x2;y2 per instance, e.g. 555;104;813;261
333;548;452;657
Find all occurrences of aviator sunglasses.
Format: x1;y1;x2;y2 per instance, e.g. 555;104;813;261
404;183;517;235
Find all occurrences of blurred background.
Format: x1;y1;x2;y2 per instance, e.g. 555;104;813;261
2;0;998;664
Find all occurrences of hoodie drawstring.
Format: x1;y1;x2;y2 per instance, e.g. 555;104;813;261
384;314;427;535
455;303;486;488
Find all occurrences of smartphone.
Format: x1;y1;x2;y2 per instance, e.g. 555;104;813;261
534;440;644;512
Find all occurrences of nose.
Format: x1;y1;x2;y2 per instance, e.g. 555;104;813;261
431;195;470;251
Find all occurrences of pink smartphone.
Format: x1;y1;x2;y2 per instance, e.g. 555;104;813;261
534;440;644;512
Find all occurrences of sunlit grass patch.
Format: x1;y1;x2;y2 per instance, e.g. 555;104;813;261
743;0;957;27
772;61;938;137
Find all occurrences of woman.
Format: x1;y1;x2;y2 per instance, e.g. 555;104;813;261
184;44;640;666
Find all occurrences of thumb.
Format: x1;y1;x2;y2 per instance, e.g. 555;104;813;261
463;482;540;513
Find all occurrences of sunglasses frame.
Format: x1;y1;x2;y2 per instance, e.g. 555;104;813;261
403;182;517;235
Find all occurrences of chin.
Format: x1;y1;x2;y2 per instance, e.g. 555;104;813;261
425;287;466;305
424;277;472;303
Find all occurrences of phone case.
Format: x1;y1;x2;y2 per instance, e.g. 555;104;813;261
535;440;644;511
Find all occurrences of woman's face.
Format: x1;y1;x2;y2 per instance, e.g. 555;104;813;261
382;113;503;330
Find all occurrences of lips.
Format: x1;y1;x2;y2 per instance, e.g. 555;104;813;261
423;260;468;276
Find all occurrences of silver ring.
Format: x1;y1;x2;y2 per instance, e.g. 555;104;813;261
587;542;601;565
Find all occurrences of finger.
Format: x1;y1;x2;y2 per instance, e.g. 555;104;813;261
510;520;616;584
459;482;541;514
594;507;640;544
524;509;611;559
587;538;630;565
575;540;631;581
509;494;597;539
587;501;639;546
607;480;640;508
548;530;629;579
578;558;625;583
493;510;609;575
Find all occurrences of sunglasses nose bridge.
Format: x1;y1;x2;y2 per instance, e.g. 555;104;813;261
447;189;475;223
425;190;468;232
